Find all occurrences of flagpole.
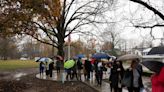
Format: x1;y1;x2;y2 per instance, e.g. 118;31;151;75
68;44;70;60
68;34;71;60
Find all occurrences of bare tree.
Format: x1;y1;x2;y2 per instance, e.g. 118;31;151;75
100;23;122;49
129;0;164;38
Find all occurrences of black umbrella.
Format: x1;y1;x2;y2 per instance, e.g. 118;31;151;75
141;60;164;73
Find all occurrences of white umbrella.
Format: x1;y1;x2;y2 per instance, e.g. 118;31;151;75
36;57;53;62
117;54;141;61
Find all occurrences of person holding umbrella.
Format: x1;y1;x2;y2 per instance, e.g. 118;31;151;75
84;59;92;80
71;60;78;80
151;64;164;92
56;57;61;73
64;60;75;81
77;58;83;80
142;60;164;92
123;59;143;92
49;62;54;77
109;60;124;92
39;62;45;76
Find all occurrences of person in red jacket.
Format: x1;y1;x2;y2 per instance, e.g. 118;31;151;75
151;67;164;92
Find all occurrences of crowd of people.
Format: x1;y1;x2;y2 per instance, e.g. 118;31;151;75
39;57;61;78
39;56;164;92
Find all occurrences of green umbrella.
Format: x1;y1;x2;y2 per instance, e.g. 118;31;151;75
64;60;75;69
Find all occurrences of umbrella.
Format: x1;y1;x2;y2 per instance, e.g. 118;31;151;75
142;60;164;73
64;60;75;69
117;54;141;61
36;57;53;62
75;54;85;59
55;55;63;61
92;53;111;59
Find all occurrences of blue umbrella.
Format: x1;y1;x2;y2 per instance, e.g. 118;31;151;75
92;53;111;59
74;54;85;59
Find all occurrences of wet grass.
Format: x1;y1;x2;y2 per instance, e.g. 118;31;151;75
0;60;38;70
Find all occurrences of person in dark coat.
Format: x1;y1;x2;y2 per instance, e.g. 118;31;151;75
39;62;45;76
66;68;72;81
77;58;83;80
126;59;144;92
71;60;78;80
84;59;92;80
56;59;61;73
109;60;124;92
49;62;54;77
94;59;103;86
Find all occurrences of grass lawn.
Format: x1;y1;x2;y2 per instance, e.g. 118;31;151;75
0;60;38;70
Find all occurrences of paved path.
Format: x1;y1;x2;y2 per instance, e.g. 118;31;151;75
36;71;151;92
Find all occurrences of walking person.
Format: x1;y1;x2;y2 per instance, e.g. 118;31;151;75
71;60;78;80
84;59;92;80
45;61;49;76
39;62;45;76
56;59;61;73
94;60;103;86
66;68;72;81
123;59;144;92
109;60;124;92
77;58;83;80
151;66;164;92
49;62;54;77
142;60;164;92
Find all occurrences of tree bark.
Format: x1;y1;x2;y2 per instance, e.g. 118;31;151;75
57;35;65;58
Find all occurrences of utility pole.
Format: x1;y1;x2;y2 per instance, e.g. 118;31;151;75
68;34;71;60
52;35;55;56
125;41;127;54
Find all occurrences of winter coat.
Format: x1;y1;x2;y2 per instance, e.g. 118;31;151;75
109;64;124;87
125;64;144;88
151;67;164;92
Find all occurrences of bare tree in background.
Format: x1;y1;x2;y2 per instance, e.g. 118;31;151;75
129;0;164;38
101;23;122;49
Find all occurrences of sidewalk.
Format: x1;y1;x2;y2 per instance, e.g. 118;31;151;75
36;71;151;92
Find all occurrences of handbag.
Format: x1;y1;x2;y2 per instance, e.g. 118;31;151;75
122;69;132;87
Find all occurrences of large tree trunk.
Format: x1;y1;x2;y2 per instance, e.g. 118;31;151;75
57;36;65;59
57;45;64;58
57;37;65;69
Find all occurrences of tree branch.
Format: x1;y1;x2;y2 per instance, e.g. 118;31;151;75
135;24;164;28
130;0;164;20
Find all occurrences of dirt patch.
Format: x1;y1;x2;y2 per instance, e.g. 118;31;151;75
0;69;98;92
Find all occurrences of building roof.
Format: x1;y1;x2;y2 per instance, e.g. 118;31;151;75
143;48;152;53
148;46;164;55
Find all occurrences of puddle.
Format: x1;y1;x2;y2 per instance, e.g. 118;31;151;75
14;73;27;80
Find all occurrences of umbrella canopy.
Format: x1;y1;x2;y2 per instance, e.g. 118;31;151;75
64;60;75;69
75;54;85;59
92;53;111;59
117;54;141;61
142;60;164;73
55;55;63;61
36;57;53;62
